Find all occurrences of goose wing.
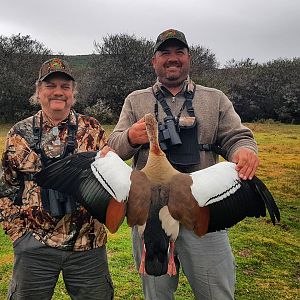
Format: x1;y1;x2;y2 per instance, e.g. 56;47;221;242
34;151;132;232
168;173;210;237
127;170;151;227
189;161;280;232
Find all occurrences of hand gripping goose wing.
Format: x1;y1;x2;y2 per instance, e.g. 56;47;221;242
167;161;280;238
34;151;132;233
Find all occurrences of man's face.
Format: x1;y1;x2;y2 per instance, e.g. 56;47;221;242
152;40;191;88
38;73;75;119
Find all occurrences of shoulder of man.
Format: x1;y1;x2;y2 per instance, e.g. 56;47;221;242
76;113;106;135
76;113;99;126
193;84;232;107
194;84;225;96
7;115;36;145
126;87;153;98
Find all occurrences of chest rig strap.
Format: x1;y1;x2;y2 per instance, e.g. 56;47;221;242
13;111;79;213
150;84;226;160
153;88;173;120
184;87;195;117
152;83;196;120
30;111;78;167
28;111;79;217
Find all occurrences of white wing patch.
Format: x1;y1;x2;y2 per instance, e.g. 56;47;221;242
91;151;132;202
159;206;179;241
190;162;241;207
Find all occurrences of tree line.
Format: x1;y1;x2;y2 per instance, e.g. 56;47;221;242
0;34;299;124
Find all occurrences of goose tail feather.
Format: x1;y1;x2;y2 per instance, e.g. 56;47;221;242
251;176;280;225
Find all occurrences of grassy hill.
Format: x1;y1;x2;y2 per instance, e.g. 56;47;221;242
64;54;93;70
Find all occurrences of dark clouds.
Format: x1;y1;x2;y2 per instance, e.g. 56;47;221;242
1;0;299;65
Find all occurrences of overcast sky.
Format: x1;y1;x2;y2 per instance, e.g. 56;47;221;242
1;0;299;66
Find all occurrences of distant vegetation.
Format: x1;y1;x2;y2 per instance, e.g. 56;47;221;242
64;55;92;70
0;33;299;124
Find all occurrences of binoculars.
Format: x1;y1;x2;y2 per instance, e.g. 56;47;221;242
158;116;182;151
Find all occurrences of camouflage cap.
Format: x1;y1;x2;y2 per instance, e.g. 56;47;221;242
154;29;189;53
38;58;75;81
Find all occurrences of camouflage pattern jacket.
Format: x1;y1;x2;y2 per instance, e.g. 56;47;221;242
0;110;108;251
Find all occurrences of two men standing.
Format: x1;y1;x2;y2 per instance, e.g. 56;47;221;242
0;29;259;300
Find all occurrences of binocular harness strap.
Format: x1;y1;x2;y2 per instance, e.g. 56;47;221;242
13;111;79;212
151;85;226;159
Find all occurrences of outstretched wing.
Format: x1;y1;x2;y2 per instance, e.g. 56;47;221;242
34;151;132;232
190;162;280;232
34;151;98;193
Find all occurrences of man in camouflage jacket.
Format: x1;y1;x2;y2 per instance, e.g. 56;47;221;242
0;58;114;300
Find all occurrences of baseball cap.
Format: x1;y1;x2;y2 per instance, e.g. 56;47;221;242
38;58;75;81
154;29;189;53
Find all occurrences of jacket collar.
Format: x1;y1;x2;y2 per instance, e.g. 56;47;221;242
35;109;77;129
152;76;195;97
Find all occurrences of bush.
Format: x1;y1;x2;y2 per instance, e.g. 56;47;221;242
83;99;116;124
0;34;52;122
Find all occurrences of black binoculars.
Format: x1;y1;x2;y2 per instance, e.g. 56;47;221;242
41;188;78;217
158;116;182;151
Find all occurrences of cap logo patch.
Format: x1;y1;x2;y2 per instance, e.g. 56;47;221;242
48;58;65;72
164;29;176;39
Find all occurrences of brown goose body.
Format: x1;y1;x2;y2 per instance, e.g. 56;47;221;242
127;114;210;276
127;113;279;276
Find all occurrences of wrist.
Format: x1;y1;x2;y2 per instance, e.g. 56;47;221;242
127;130;139;148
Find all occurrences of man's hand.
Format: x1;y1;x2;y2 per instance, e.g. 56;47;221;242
128;117;149;146
231;147;259;180
99;145;114;157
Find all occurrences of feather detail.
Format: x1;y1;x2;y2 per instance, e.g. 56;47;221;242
207;176;280;232
143;192;169;276
168;173;207;233
34;151;98;194
34;151;113;223
190;162;241;206
91;151;132;202
127;170;152;227
249;177;280;225
159;205;179;241
105;197;126;233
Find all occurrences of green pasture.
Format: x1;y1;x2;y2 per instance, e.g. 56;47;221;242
0;122;299;299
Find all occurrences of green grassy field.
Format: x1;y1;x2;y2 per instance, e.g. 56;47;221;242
0;123;299;299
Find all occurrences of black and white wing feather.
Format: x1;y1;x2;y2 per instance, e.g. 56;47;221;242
34;151;132;223
190;162;280;232
90;151;132;201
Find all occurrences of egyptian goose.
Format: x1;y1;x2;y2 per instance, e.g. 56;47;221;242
34;113;280;276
